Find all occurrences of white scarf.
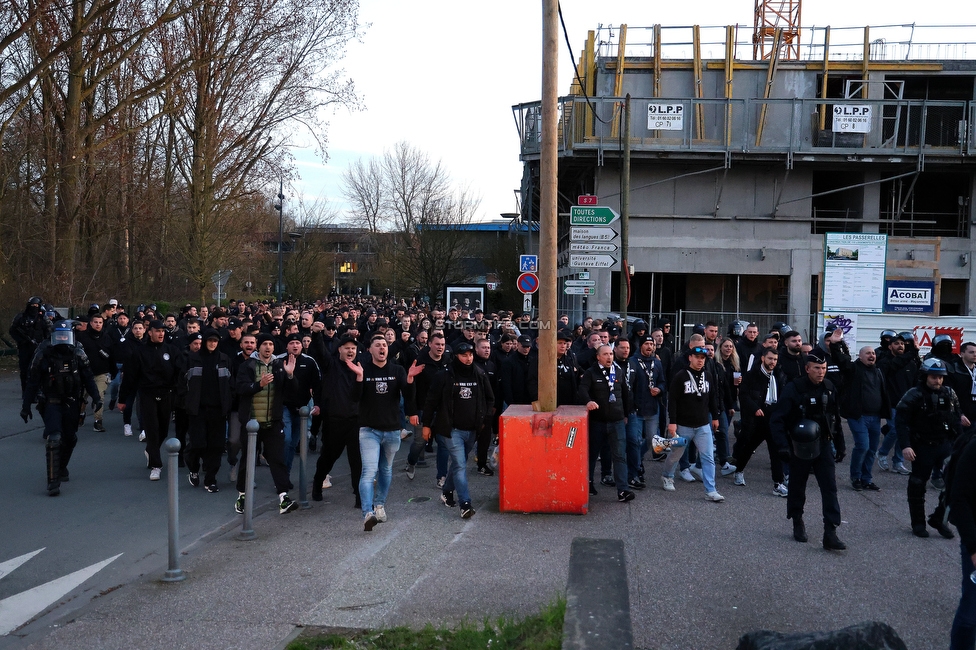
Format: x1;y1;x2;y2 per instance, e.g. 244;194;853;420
762;365;778;405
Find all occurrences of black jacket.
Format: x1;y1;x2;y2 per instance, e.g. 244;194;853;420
629;354;665;417
667;366;719;428
739;364;785;420
185;348;233;415
948;436;976;555
880;352;919;408
236;355;291;423
120;339;184;402
578;362;631;423
78;327;117;376
839;360;891;420
770;376;841;457
896;383;962;449
948;360;976;422
23;342;100;406
502;351;537;406
422;362;494;438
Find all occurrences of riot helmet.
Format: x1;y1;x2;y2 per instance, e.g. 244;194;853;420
880;330;896;345
931;335;955;360
772;321;792;336
789;419;822;460
896;331;914;344
921;357;948;376
728;320;749;337
51;321;75;347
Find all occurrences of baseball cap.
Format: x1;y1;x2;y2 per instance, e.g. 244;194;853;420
337;334;359;347
517;335;533;346
690;346;708;356
285;333;303;343
455;342;474;354
149;319;166;330
227;318;242;329
108;298;119;306
556;330;574;342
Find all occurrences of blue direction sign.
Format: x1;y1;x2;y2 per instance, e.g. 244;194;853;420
519;255;538;272
517;272;540;294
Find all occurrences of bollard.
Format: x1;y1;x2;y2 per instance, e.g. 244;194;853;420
239;419;259;541
162;437;185;582
298;406;311;509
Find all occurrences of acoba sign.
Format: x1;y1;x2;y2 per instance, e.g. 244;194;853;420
884;280;935;313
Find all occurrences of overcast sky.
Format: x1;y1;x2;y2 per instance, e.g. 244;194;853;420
290;0;976;223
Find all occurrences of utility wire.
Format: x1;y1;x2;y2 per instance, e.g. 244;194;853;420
558;1;615;125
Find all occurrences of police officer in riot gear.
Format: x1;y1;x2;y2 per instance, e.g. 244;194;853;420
22;321;101;496
896;357;963;538
770;348;847;551
10;296;54;395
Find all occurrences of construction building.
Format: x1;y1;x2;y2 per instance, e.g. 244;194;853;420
512;18;976;332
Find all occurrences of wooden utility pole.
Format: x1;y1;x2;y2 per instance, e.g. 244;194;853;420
620;95;631;338
537;0;559;412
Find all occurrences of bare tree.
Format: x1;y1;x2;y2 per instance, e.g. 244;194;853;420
341;142;481;301
167;0;360;303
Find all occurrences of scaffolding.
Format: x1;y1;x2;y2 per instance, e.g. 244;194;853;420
753;0;801;60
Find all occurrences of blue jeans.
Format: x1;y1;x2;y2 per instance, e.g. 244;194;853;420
358;427;401;516
627;414;658;481
440;429;475;504
714;411;731;464
951;542;976;649
848;414;881;483
108;364;123;403
878;408;905;465
663;424;716;493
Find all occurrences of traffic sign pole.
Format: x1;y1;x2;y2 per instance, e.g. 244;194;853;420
537;0;558;412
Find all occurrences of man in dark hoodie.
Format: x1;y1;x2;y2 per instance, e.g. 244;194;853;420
311;334;364;504
474;337;502;476
422;341;494;518
184;328;233;492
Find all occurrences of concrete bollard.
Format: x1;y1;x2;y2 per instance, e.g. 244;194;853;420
162;437;185;583
298;406;311;509
239;419;259;541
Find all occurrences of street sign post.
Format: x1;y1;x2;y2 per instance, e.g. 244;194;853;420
570;242;618;253
564;287;596;295
569;206;619;226
570;254;617;268
517;272;540;294
211;270;232;308
577;195;598;205
519;255;538;273
570;226;617;241
522;294;532;313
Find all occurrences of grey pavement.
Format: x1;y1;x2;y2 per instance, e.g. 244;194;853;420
0;374;963;649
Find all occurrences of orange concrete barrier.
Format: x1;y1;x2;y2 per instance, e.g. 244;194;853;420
498;405;589;514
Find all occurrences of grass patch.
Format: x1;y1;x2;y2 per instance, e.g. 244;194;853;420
287;597;565;650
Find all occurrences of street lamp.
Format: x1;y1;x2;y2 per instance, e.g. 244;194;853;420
274;180;284;301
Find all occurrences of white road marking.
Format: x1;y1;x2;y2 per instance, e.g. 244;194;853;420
0;553;122;636
0;549;45;582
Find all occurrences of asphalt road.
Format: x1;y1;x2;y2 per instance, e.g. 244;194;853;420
0;372;315;647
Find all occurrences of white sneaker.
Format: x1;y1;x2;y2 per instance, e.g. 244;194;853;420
773;483;789;497
662;476;676;492
375;504;387;522
734;472;746;486
322;474;332;489
149;468;161;481
689;465;704;481
705;490;725;502
678;468;696;482
436;476;446;489
123;424;133;437
138;430;146;442
720;462;737;477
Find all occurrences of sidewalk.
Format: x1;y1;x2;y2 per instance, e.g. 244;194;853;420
13;443;963;650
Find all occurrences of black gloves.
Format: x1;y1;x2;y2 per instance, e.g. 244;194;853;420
20;407;32;423
834;450;846;464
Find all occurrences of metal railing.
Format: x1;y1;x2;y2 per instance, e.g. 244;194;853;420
594;24;976;62
513;96;972;159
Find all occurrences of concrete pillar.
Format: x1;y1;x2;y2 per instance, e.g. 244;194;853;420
862;172;881;233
